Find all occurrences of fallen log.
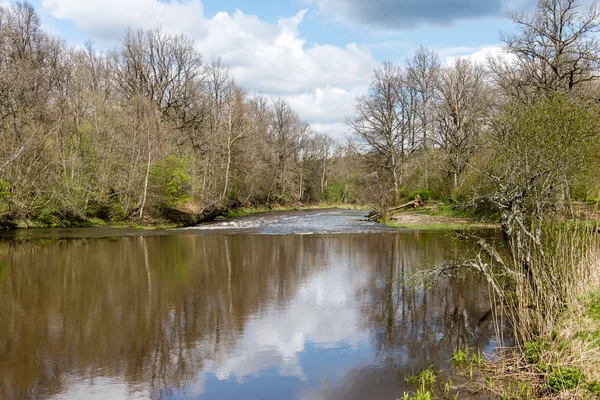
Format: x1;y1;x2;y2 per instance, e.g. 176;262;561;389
389;201;416;213
367;198;427;222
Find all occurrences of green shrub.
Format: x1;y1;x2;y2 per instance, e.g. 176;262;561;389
0;179;10;200
150;155;192;209
547;367;585;392
36;207;60;226
408;188;435;202
323;181;346;203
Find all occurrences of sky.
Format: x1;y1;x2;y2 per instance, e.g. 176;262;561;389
9;0;534;138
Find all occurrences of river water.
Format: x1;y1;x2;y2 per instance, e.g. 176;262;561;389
0;209;501;399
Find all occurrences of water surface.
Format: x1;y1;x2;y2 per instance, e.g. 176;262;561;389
0;210;500;399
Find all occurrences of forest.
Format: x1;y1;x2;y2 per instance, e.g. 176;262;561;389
1;0;599;229
0;1;356;228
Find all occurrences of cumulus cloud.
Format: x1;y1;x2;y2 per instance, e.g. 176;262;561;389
311;0;507;30
38;0;377;137
208;262;370;383
438;44;514;66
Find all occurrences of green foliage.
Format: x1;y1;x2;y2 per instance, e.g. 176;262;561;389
547;367;585;393
86;198;127;221
408;188;435;202
150;155;192;210
588;381;600;397
471;349;483;366
590;291;600;321
404;367;436;388
488;95;600;216
36;207;60;226
536;362;550;374
451;347;469;367
322;181;346;203
523;341;542;364
0;179;10;200
403;367;436;400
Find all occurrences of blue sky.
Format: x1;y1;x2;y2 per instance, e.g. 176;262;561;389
13;0;533;137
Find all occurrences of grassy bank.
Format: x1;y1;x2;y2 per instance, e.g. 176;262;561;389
397;206;600;399
6;216;184;231
399;287;600;399
478;287;600;399
384;203;500;231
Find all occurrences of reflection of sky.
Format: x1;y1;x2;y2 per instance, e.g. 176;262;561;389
181;257;374;399
50;257;376;400
55;377;150;400
49;232;499;400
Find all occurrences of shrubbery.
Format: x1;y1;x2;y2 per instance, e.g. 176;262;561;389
149;155;192;211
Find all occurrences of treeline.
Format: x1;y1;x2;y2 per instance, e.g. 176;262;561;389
0;3;355;228
2;0;600;229
351;0;600;217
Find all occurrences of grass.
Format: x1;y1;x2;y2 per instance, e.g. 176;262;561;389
470;288;600;399
402;367;437;400
451;348;470;367
383;202;500;231
385;221;494;230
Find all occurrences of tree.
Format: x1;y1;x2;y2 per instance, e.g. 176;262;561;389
498;0;600;97
485;95;599;230
435;59;490;188
349;62;409;205
407;46;440;188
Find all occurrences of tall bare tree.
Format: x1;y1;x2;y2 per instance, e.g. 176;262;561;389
435;59;490;188
497;0;600;97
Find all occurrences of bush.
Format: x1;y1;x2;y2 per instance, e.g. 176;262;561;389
0;179;10;215
0;179;10;200
323;181;346;203
149;155;192;210
408;188;435;202
547;367;585;393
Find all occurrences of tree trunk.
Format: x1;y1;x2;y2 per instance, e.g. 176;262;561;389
139;147;151;220
221;139;231;204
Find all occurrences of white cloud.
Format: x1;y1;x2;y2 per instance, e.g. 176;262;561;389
439;44;509;66
284;87;357;124
55;377;150;400
39;0;377;137
209;261;370;383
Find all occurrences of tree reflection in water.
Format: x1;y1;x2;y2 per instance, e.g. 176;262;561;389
0;231;502;399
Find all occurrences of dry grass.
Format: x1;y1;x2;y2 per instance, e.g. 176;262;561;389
472;285;600;398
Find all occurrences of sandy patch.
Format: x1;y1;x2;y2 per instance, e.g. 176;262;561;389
389;212;471;226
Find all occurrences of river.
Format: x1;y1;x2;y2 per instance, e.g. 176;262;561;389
0;209;502;399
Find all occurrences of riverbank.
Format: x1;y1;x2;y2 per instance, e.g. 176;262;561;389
0;203;371;230
400;287;600;399
476;287;600;399
385;204;499;230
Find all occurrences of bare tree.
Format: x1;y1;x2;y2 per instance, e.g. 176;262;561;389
499;0;600;96
407;46;440;188
435;59;490;188
220;83;247;203
349;62;409;204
